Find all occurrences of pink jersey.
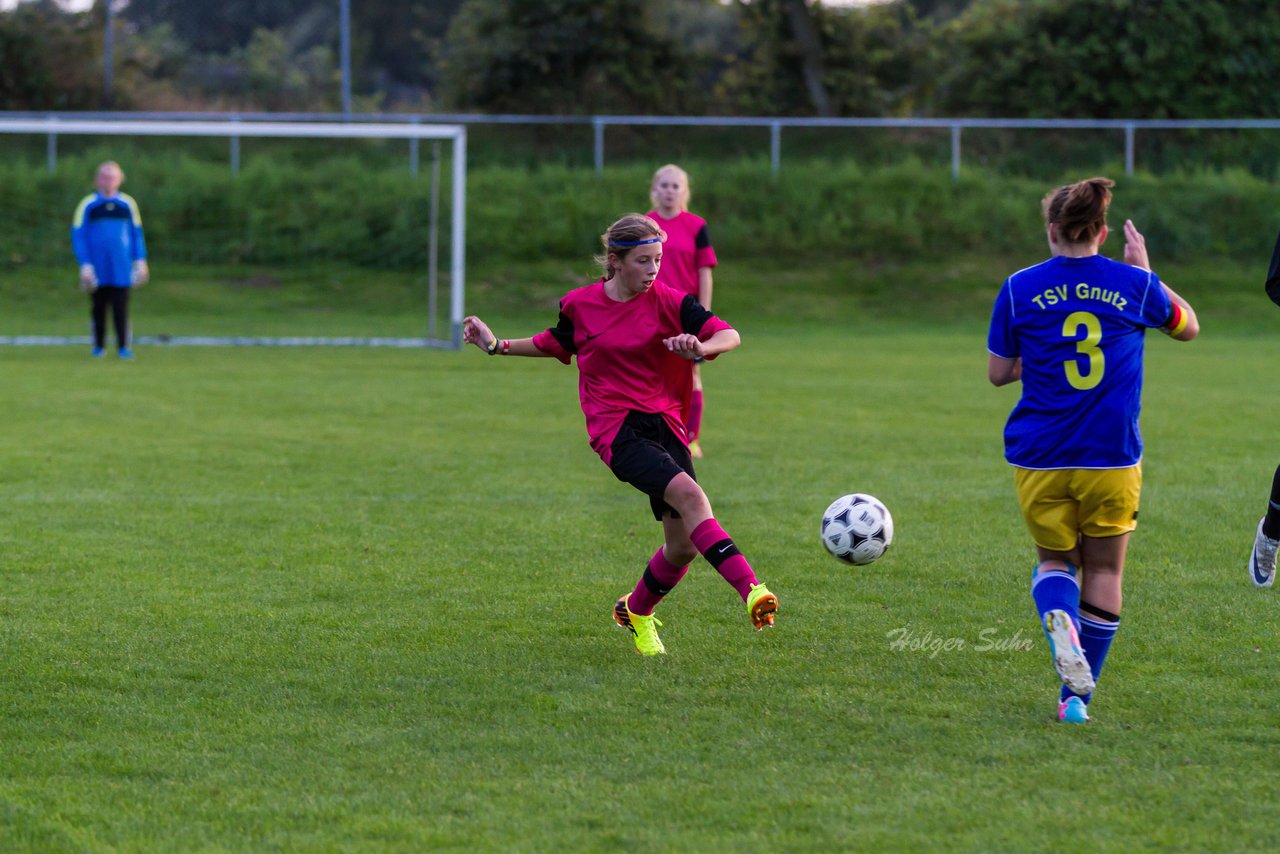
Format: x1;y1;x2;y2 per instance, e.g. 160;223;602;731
531;279;733;466
646;210;717;298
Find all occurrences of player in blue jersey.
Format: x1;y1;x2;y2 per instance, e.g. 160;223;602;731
987;177;1198;724
71;161;149;359
1246;228;1280;587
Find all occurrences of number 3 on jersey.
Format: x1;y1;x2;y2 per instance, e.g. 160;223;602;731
1062;310;1104;390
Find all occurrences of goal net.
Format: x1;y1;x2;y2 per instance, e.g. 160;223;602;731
0;118;466;349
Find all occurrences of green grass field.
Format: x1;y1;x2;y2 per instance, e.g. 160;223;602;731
1;255;1278;850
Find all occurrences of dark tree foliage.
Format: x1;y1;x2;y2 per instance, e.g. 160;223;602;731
903;0;972;21
2;0;1272;119
360;0;464;94
781;0;833;116
121;0;323;54
121;0;462;103
0;1;105;109
437;0;715;114
719;0;929;117
938;0;1280;118
817;3;932;115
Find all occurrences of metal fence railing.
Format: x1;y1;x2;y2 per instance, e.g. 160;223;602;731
5;112;1280;179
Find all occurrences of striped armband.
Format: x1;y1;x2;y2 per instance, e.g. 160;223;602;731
500;339;511;355
1162;303;1188;336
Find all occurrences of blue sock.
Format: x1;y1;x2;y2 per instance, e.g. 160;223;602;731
1030;564;1080;630
1061;614;1120;704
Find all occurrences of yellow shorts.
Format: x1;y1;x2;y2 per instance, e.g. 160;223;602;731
1013;465;1142;552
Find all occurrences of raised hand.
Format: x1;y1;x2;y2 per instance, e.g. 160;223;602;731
1123;219;1151;271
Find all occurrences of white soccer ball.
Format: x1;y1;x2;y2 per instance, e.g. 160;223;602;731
820;493;894;565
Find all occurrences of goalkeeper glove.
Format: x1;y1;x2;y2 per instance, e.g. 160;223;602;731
131;259;150;286
79;264;98;293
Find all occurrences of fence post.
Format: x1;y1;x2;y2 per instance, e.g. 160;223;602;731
1124;123;1135;176
409;116;420;177
230;117;241;175
450;127;468;349
770;121;781;175
428;140;441;339
47;131;57;174
103;0;114;107
950;125;961;181
593;118;605;175
338;0;353;116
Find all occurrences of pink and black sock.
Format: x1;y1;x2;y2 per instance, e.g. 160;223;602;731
688;389;704;442
690;518;757;602
626;547;689;616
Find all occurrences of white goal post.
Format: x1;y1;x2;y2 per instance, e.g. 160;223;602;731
0;118;466;349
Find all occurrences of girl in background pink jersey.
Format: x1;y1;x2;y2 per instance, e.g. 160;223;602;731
462;214;776;656
648;164;717;459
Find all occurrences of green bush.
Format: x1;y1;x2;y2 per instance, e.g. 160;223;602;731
8;151;1280;273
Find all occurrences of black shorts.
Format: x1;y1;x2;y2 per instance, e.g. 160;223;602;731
609;411;696;521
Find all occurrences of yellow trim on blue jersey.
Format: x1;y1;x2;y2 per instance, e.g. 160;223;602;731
117;192;143;226
71;194;95;227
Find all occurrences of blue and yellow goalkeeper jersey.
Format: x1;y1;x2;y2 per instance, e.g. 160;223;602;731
70;192;147;287
987;254;1174;470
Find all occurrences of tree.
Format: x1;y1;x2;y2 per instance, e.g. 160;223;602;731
819;3;932;115
240;27;337;111
902;0;972;21
719;0;929;116
0;1;104;109
122;0;322;54
438;0;713;114
781;0;832;116
938;0;1280;118
121;0;466;109
359;0;465;101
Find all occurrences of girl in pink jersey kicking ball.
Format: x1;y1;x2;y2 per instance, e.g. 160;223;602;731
647;164;717;459
463;213;776;655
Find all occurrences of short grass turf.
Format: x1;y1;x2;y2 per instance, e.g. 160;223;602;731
1;256;1278;850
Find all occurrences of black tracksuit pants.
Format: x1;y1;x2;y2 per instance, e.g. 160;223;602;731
91;285;131;350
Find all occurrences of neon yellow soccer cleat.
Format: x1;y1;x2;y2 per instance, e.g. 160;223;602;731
746;583;778;631
613;596;666;655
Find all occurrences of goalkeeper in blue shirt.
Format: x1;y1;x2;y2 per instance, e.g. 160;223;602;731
70;161;149;359
988;177;1198;724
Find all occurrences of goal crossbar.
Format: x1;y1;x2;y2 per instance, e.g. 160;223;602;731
0;118;467;349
